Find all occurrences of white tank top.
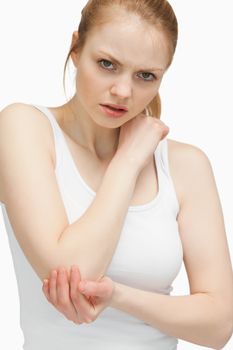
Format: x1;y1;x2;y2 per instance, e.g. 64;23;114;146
0;104;183;350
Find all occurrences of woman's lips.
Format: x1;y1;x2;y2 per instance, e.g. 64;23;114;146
100;105;128;118
102;103;128;111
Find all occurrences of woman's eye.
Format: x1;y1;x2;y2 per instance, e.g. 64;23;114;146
98;59;157;82
98;59;114;70
139;72;157;82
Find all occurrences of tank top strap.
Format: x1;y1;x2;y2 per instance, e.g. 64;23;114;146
159;137;171;176
31;105;180;216
156;137;180;217
32;104;61;136
32;104;64;170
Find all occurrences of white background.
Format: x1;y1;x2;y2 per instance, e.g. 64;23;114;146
0;1;232;349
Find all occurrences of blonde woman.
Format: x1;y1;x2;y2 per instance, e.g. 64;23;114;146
0;1;232;349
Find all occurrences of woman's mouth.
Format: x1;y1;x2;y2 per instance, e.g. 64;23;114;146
100;105;128;118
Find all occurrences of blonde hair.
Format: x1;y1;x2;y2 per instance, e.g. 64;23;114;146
63;0;178;119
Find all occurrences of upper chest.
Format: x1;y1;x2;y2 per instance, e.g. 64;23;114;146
50;118;182;208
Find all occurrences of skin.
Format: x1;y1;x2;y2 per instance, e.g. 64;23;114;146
57;10;169;161
42;11;170;324
42;265;114;324
41;11;233;348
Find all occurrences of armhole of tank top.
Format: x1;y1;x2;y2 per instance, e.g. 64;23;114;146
32;105;63;173
163;138;180;217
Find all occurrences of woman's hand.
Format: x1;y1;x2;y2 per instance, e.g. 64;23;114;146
42;265;115;325
116;113;169;172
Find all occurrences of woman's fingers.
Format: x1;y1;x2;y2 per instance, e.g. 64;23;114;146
79;277;114;299
49;270;58;305
41;266;99;324
57;268;69;303
70;265;81;303
56;267;82;324
70;265;94;323
42;279;49;300
43;268;81;324
57;268;73;309
55;266;93;324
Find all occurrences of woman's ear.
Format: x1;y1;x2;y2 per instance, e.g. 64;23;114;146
70;31;80;68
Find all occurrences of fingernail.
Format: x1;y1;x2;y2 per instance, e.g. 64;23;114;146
81;280;87;286
79;281;87;292
43;279;48;285
71;265;77;272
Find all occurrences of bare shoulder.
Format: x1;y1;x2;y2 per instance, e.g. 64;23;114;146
1;102;45;121
0;103;56;202
0;102;71;280
0;102;55;163
0;102;53;139
0;102;51;136
167;137;209;161
167;138;214;207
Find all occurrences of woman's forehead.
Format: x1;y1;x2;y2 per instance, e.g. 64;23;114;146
86;21;170;70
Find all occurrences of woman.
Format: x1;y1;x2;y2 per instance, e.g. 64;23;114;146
0;0;232;349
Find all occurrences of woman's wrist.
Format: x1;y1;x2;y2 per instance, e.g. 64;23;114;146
112;151;141;178
109;281;122;308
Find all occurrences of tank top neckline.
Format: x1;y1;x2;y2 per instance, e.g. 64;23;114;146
33;104;164;212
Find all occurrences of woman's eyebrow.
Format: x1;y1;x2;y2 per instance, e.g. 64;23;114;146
97;50;165;72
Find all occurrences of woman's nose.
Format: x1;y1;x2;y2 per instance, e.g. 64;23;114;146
110;77;133;99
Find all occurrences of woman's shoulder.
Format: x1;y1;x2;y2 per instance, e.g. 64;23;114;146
0;102;57;204
0;102;51;130
0;102;53;123
0;102;56;164
167;137;210;165
166;138;213;206
1;101;39;116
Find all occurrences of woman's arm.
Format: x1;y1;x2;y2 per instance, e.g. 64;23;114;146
109;144;233;349
43;265;232;349
0;104;140;282
43;143;233;348
110;283;232;350
56;153;139;281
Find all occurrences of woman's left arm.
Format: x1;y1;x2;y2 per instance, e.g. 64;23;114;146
43;144;233;349
111;144;233;350
111;283;230;350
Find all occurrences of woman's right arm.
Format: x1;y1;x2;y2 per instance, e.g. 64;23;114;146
57;153;139;282
0;103;168;283
0;103;139;283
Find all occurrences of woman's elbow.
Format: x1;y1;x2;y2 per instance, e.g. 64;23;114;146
213;317;233;349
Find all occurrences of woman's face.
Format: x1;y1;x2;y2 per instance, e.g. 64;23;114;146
72;13;170;127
